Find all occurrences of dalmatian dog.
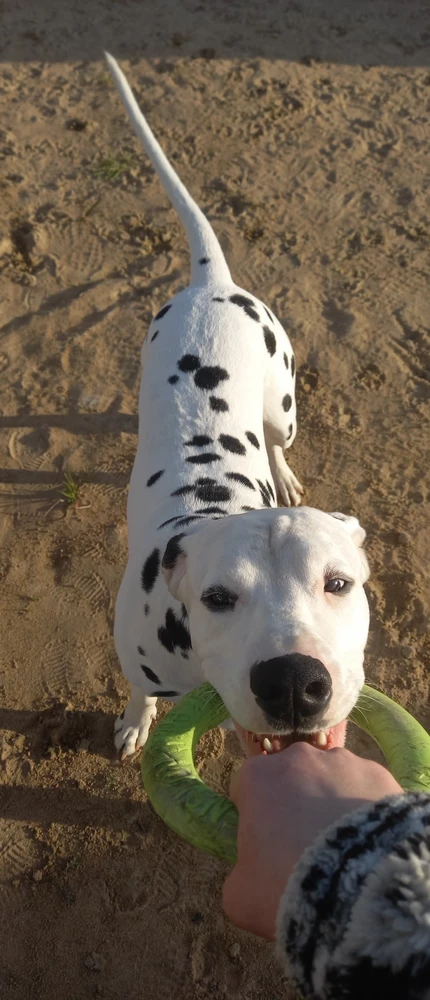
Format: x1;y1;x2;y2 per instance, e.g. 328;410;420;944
107;55;370;760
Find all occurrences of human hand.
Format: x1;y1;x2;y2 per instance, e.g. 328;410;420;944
222;743;402;939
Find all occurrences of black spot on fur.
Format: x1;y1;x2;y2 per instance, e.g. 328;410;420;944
263;326;276;356
241;505;257;511
147;469;164;487
194;366;229;391
158;514;186;529
264;305;275;324
141;548;160;593
287;423;293;439
175;514;206;527
230;293;259;322
197;477;217;486
158;608;192;653
291;354;296;378
186;453;221;464
185;435;213;447
154;304;171;320
210;396;229;412
171;484;195;497
137;645;145;656
144;604;150;615
266;480;275;501
162;533;185;570
168;374;179;384
226;472;256;490
198;507;227;515
212;296;224;302
283;352;289;370
181;652;189;659
178;354;201;372
245;431;260;449
158;690;179;698
282;394;292;412
219;434;246;456
141;664;161;685
257;479;272;508
150;329;159;342
199;257;209;264
259;490;272;508
195;483;231;503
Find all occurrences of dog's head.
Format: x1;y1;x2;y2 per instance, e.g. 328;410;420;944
162;507;369;751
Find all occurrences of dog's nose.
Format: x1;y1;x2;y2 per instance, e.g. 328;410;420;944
250;653;332;729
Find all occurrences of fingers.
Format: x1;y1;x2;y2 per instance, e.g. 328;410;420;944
228;740;323;806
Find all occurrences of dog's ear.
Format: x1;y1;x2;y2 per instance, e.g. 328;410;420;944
161;533;188;602
329;512;369;582
329;512;366;546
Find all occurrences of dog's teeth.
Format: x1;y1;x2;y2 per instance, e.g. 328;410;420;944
262;737;273;753
316;731;328;747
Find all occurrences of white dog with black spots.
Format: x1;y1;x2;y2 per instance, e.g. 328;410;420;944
107;55;370;761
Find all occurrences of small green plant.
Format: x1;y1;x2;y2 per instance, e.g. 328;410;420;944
61;472;80;507
65;854;82;871
97;72;111;87
94;154;132;181
105;769;118;789
44;471;91;518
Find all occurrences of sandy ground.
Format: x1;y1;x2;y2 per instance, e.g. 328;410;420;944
0;2;429;998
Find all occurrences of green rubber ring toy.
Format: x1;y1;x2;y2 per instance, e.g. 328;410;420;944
141;682;430;863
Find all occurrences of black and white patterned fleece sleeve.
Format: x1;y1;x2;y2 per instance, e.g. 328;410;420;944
276;792;430;999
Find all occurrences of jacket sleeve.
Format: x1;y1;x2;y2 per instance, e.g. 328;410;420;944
276;791;430;999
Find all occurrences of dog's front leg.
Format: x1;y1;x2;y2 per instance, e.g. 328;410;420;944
114;686;157;758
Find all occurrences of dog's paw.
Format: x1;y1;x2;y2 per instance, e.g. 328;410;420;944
114;706;157;759
274;459;304;507
277;470;304;507
268;445;304;508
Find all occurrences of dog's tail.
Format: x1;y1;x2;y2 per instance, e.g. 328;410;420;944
105;53;231;288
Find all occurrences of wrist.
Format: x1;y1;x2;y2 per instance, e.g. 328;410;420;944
276;791;430;999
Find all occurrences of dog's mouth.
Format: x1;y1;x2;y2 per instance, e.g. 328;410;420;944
232;719;347;757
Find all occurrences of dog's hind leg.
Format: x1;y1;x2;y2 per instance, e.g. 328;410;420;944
263;347;303;507
266;442;303;507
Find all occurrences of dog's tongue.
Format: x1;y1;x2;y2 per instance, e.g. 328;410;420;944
232;719;347;757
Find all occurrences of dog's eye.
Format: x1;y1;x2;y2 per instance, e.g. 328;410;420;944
201;586;238;612
324;577;353;595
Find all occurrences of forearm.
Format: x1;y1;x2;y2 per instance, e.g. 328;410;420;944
276;791;430;999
